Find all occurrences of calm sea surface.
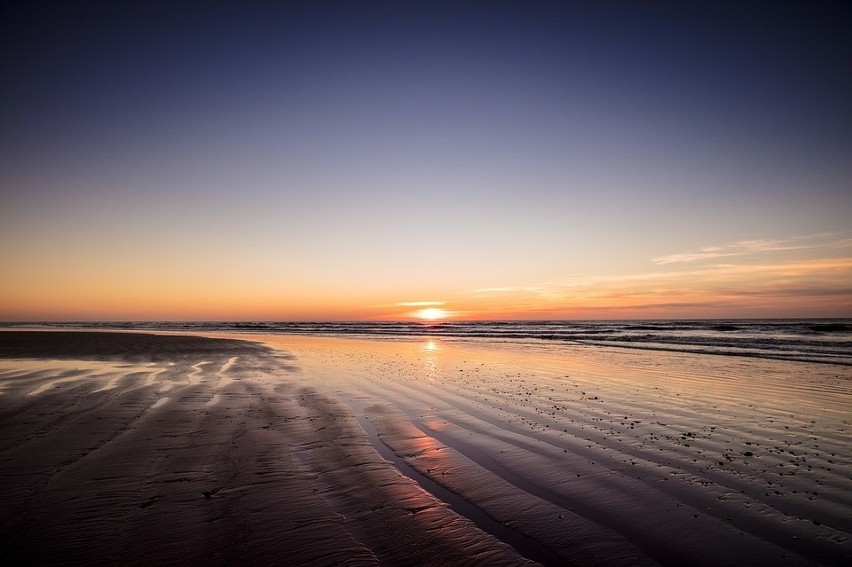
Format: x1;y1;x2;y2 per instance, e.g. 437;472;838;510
8;320;851;366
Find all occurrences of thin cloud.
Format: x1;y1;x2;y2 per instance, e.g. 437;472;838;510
393;301;446;307
468;285;553;295
458;257;852;318
653;233;852;265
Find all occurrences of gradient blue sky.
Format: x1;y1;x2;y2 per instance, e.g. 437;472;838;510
2;1;851;320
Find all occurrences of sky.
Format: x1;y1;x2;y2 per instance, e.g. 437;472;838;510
1;0;851;321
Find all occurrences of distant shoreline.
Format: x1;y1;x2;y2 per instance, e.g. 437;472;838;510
4;318;850;366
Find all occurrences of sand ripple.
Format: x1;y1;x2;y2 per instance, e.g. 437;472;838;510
0;331;530;565
1;331;849;566
265;334;851;567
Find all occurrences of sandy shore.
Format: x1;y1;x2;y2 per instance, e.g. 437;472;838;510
0;330;849;565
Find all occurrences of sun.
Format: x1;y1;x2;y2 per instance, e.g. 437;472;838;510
413;307;449;321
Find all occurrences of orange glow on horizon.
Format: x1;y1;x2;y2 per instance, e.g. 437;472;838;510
1;250;850;321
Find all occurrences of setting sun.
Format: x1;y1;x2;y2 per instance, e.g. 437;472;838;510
413;308;449;321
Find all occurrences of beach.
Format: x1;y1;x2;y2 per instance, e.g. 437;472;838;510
0;330;849;566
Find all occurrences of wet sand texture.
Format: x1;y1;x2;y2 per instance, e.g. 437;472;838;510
0;332;528;566
1;331;850;566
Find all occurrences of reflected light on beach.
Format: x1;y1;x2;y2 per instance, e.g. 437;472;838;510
409;427;448;456
421;340;440;378
422;418;447;433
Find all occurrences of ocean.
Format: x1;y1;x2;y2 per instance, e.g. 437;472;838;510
8;319;851;366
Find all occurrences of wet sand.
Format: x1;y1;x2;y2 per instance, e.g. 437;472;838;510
0;331;849;565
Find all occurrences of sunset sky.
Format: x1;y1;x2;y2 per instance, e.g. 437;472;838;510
2;1;851;321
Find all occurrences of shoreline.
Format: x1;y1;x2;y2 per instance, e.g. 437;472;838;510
0;330;849;565
4;319;850;367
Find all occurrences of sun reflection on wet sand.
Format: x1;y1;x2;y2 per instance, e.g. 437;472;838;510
420;339;441;379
